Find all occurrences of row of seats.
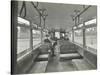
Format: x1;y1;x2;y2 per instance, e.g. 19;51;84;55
16;43;50;74
16;40;97;74
59;40;78;54
16;48;40;74
59;40;97;70
72;59;95;70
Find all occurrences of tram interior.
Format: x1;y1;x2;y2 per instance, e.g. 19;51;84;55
11;1;97;74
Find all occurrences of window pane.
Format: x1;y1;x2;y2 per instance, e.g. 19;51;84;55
85;18;96;26
33;30;41;47
55;32;60;39
68;31;72;41
18;17;30;26
74;29;83;45
17;26;30;54
85;27;97;49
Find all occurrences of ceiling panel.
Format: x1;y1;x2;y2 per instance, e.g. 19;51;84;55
18;1;97;31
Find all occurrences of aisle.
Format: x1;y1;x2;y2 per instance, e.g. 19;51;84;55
45;54;77;72
45;42;77;72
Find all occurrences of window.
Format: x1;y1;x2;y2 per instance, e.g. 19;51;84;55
55;32;60;39
68;31;72;41
74;29;83;45
17;26;30;54
85;27;97;49
33;30;41;47
85;18;96;26
78;24;83;28
18;17;30;26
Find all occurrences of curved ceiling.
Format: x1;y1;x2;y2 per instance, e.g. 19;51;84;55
18;1;97;31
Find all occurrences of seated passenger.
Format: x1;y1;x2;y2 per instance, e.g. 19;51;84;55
44;35;55;56
66;37;69;40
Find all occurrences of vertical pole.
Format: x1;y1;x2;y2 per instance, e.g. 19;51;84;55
60;32;62;39
64;32;66;37
44;18;46;29
75;17;77;26
43;16;47;41
72;28;74;42
43;18;45;40
78;16;80;25
30;22;33;50
83;21;86;48
11;1;18;74
40;14;43;43
54;32;55;38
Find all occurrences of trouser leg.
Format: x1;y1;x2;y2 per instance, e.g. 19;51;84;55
51;47;55;56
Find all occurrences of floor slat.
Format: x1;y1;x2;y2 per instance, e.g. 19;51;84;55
29;61;48;73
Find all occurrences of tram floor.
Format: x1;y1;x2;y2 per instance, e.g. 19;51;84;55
45;53;78;72
28;52;81;73
28;41;83;73
29;61;48;73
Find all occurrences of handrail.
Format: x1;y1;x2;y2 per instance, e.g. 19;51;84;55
74;5;91;20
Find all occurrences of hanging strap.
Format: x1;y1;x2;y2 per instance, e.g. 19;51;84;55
19;1;26;17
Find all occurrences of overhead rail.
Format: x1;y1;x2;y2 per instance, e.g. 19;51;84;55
31;2;42;28
19;2;48;31
31;2;48;29
19;1;27;18
31;2;47;20
74;5;91;20
70;5;92;30
72;18;97;31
